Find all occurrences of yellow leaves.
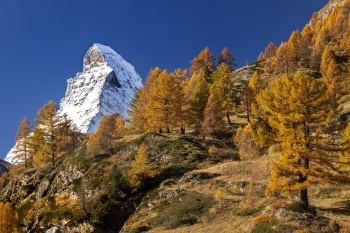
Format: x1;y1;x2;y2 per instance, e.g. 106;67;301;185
33;148;50;173
189;47;216;75
257;73;347;201
214;187;224;201
0;202;20;233
340;123;350;163
88;113;123;154
129;143;155;192
114;116;126;137
234;124;261;160
145;70;184;132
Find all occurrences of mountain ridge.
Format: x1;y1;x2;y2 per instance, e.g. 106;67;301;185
58;43;143;133
5;43;143;163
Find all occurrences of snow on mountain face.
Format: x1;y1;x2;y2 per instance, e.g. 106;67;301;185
5;44;142;163
58;43;143;133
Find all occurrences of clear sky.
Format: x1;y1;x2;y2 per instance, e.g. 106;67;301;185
0;0;329;159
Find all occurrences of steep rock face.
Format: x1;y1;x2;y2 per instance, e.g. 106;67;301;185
5;44;142;163
0;159;10;176
58;43;143;132
311;0;344;23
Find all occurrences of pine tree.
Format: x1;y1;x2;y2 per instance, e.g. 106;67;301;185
129;143;153;192
170;68;188;82
189;48;216;81
311;26;329;70
211;62;236;124
256;73;350;208
0;202;20;233
201;92;225;137
129;89;147;132
321;46;342;97
234;124;261;160
243;72;265;122
187;75;210;133
14;117;32;168
129;68;161;132
257;42;278;61
58;114;79;155
33;100;62;168
171;68;189;133
30;127;48;172
287;30;301;68
274;42;290;74
145;70;184;133
299;24;314;68
88;113;119;154
218;47;237;71
113;116;126;137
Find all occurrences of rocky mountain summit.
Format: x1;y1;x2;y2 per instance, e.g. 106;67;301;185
5;44;142;163
58;43;143;133
312;0;344;22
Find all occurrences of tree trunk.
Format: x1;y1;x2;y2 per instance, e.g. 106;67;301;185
180;126;185;134
300;188;309;209
299;157;310;209
226;111;231;125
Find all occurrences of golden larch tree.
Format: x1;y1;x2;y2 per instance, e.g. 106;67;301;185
189;48;216;81
201;92;225;137
129;67;162;132
256;73;350;208
0;202;20;233
129;143;154;192
287;30;301;68
113;116;126;137
145;70;184;133
33;100;62;168
187;75;210;134
211;62;236;124
257;42;278;61
14;117;32;168
298;24;314;68
218;47;237;71
320;46;342;97
88;113;119;154
243;72;265;123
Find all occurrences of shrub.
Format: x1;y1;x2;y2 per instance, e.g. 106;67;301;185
233;124;261;160
154;192;213;229
253;214;275;225
251;221;277;233
286;202;307;213
232;206;261;216
208;146;218;156
128;226;151;233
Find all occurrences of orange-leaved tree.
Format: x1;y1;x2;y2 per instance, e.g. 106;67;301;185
0;202;20;233
88;113;119;154
256;73;350;208
145;70;184;133
14;117;32;168
129;143;156;192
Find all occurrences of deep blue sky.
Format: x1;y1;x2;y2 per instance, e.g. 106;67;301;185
0;0;329;159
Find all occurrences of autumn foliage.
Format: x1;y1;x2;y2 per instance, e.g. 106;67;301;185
0;202;20;233
255;73;350;208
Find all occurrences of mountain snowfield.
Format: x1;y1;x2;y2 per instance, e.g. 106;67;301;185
5;43;143;163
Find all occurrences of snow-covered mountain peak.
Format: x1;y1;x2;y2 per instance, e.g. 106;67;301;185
5;44;142;163
58;43;143;133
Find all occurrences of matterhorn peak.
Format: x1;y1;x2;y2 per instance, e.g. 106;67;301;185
5;44;142;163
58;43;143;133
